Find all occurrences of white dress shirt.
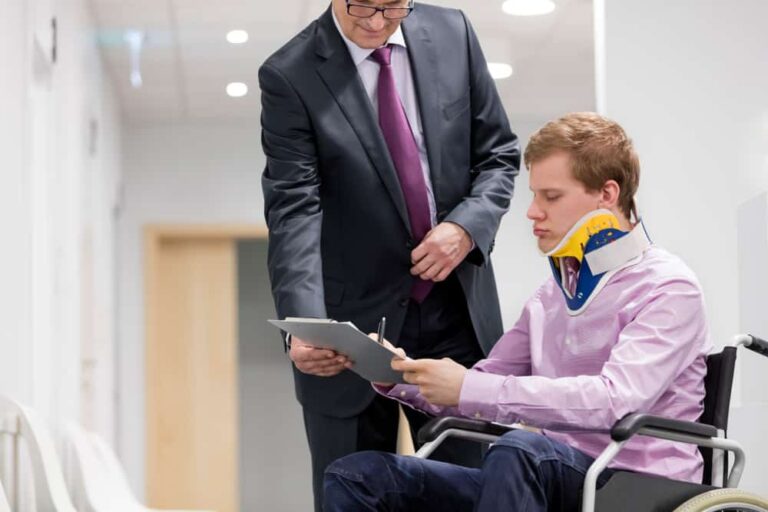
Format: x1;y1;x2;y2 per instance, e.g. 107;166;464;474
332;10;437;226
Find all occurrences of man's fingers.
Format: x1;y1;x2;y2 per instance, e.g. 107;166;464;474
312;365;347;377
368;333;391;346
392;358;422;372
410;243;429;264
297;355;348;372
419;262;444;281
402;371;424;385
411;256;437;277
433;266;454;283
291;345;336;363
297;359;348;376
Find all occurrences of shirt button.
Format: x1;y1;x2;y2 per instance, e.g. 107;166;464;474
400;391;406;398
474;412;481;419
399;298;409;307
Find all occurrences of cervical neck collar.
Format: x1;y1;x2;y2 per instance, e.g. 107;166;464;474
543;209;652;315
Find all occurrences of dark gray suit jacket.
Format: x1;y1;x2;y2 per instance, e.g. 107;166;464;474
260;3;520;418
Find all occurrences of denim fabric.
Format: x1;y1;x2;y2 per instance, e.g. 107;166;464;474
323;430;615;512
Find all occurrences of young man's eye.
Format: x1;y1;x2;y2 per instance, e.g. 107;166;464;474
544;195;561;202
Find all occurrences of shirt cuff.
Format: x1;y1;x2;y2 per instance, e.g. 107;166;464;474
373;382;419;403
458;370;508;422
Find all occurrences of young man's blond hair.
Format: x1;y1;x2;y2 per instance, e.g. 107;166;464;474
524;112;640;221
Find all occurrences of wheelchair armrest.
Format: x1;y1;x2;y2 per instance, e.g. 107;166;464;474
745;334;768;358
611;412;718;442
417;416;514;445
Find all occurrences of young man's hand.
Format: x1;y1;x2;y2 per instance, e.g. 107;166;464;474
391;357;467;406
410;222;472;282
369;334;407;388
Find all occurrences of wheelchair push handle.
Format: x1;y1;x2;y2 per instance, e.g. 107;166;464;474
746;334;768;358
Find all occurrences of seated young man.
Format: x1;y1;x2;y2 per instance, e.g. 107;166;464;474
322;112;712;512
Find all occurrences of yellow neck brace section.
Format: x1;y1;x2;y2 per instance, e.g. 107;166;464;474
544;210;622;262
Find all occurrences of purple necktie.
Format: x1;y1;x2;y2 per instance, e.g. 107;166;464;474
371;45;433;303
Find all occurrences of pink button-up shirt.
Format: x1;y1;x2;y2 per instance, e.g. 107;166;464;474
383;246;711;483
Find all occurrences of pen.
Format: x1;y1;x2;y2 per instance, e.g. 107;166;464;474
376;316;386;345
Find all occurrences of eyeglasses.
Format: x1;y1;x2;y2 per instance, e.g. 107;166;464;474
346;1;414;20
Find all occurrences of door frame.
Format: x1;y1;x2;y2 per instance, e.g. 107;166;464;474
143;223;268;508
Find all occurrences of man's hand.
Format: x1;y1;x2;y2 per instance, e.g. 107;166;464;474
391;357;468;406
410;222;473;282
369;334;407;388
289;336;351;377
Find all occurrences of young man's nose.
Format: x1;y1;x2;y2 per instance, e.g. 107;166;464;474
527;201;544;220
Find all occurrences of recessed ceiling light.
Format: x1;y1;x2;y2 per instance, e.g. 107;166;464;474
226;82;248;97
226;30;249;44
502;0;556;16
488;63;514;80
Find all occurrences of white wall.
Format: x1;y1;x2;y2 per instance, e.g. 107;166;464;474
0;0;122;507
495;119;558;328
0;0;35;408
596;0;768;495
117;120;263;496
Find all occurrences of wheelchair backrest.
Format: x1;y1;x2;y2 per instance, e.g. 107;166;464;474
699;346;738;485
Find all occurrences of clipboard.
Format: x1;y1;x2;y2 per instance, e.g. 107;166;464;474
268;318;406;384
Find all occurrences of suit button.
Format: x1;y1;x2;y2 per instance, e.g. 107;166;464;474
399;298;409;307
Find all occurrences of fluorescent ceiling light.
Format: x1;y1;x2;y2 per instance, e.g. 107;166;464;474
124;30;145;88
488;63;514;80
226;82;248;97
226;30;249;44
502;0;556;16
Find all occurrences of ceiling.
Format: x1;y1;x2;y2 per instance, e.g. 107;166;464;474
88;0;595;124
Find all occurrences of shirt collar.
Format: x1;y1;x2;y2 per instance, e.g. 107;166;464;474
331;7;407;66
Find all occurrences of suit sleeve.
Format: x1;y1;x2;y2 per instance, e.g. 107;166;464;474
444;11;521;266
260;63;327;320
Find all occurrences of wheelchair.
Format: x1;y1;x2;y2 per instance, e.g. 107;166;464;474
413;334;768;511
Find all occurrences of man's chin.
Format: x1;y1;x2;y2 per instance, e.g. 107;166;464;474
351;29;390;48
355;37;386;49
538;239;558;254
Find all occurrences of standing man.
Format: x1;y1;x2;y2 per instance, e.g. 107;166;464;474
259;0;519;508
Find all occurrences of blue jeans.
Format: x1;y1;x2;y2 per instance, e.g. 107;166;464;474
323;429;615;512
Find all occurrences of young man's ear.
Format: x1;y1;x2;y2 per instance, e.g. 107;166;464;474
598;180;621;209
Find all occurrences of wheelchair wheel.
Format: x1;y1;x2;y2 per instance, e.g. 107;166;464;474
673;488;768;511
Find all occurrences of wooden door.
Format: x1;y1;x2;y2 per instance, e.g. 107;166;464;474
145;226;265;512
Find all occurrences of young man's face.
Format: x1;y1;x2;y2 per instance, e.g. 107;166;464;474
332;0;409;49
527;151;603;253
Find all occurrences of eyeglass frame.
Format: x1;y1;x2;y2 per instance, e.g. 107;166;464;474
345;0;415;20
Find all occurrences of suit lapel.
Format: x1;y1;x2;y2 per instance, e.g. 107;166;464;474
315;10;411;235
402;12;443;211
